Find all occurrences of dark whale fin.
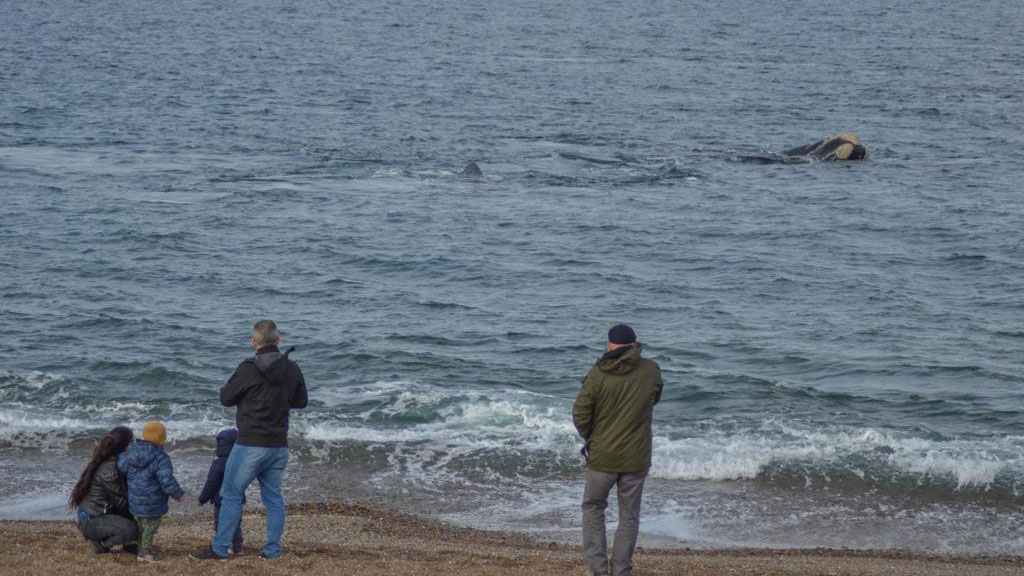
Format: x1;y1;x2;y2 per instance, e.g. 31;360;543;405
460;162;483;178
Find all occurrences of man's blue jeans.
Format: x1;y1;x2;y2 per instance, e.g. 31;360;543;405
212;444;289;558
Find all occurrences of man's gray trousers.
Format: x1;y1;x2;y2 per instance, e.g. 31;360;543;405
581;468;647;576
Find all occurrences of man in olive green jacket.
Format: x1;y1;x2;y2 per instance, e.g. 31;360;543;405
572;324;663;576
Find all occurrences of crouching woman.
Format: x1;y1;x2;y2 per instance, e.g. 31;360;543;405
69;426;139;554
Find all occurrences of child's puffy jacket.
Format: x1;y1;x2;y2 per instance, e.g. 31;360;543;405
117;440;184;517
198;428;246;507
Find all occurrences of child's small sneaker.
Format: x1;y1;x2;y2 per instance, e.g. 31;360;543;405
137;549;163;563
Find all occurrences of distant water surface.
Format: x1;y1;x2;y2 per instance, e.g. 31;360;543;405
2;0;1023;554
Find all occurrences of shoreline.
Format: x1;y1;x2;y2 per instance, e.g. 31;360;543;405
2;501;1022;576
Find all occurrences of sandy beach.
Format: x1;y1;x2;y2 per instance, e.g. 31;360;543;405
3;502;1022;576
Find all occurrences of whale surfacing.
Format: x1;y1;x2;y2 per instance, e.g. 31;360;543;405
460;162;484;178
558;151;628;166
785;132;868;161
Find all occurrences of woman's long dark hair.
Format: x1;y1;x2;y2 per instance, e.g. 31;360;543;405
69;426;133;510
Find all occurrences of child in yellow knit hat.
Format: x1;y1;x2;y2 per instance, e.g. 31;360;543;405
117;421;186;562
143;421;166;445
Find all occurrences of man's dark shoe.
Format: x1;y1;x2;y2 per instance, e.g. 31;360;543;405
260;552;280;560
190;547;231;561
120;543;139;555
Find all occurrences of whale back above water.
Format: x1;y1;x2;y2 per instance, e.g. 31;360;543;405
557;150;628;166
785;132;869;161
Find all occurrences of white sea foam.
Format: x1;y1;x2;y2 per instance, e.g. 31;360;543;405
2;377;1021;492
302;397;577;451
305;380;578;451
437;478;581;532
0;370;66;392
889;446;1010;488
268;382;1024;493
300;382;1024;494
641;499;702;542
0;409;95;435
649;422;1023;489
0;403;231;446
652;434;804;480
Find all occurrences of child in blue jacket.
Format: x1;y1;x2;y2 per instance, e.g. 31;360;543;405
198;428;245;554
117;421;185;563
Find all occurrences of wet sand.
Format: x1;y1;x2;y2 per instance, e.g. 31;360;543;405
3;501;1022;576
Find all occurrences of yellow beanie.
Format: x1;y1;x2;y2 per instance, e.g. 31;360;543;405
142;421;167;446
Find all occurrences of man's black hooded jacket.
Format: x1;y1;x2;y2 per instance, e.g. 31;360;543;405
220;345;308;447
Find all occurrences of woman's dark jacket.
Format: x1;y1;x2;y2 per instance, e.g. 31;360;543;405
78;458;131;518
116;440;184;517
198;428;246;507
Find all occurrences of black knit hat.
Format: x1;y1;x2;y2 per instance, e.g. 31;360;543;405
608;324;637;345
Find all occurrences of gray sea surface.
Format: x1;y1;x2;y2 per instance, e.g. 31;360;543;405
2;0;1024;554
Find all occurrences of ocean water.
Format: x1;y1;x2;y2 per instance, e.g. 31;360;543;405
3;0;1024;555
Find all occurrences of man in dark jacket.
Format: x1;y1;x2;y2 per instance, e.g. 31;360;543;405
572;324;663;576
192;319;308;561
